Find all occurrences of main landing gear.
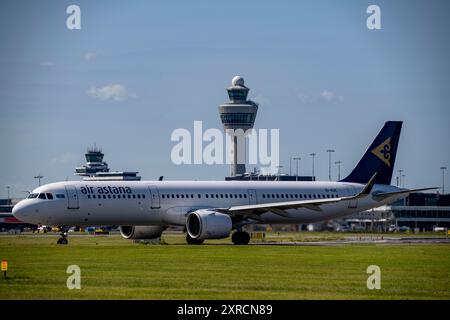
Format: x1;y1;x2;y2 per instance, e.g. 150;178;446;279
232;231;250;245
186;234;204;245
57;227;68;245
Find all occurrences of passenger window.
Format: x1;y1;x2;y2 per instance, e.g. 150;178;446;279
205;194;208;198
38;193;46;199
225;194;228;198
142;194;145;199
244;194;247;198
162;195;165;199
239;194;242;198
262;194;266;198
88;195;91;199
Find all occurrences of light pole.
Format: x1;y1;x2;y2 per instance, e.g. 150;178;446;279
397;169;403;187
293;157;301;181
335;160;343;181
289;157;292;176
309;153;316;181
34;174;44;187
326;149;335;181
441;167;447;194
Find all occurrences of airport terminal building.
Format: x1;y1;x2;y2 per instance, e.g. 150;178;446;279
345;193;450;231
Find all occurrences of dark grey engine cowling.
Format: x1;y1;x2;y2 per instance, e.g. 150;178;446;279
186;210;232;240
120;225;164;239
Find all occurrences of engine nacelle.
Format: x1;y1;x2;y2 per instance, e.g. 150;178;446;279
186;210;232;240
120;225;164;239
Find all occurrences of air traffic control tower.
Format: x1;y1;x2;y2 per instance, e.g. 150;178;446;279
219;76;258;176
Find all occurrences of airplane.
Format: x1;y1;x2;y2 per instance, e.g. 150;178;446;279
12;121;435;245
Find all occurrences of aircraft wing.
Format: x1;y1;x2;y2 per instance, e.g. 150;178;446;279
215;173;377;220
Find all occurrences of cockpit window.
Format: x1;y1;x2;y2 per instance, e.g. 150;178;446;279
38;193;46;199
28;193;39;199
56;194;65;199
46;193;53;200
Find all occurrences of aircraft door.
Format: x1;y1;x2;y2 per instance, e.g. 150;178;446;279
65;186;79;209
149;186;161;209
347;186;358;209
248;189;257;205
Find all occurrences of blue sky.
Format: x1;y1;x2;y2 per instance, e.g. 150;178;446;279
1;0;449;198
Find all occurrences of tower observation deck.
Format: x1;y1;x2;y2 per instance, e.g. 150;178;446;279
75;146;109;176
219;76;258;176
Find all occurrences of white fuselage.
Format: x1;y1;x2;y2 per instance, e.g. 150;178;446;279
13;180;401;227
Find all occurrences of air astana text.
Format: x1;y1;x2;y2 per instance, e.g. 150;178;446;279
80;186;132;195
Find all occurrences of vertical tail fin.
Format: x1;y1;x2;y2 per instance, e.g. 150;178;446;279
341;121;402;185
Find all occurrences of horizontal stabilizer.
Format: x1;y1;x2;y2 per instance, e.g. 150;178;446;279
373;187;438;201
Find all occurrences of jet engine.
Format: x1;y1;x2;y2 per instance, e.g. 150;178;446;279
186;210;232;240
119;225;164;239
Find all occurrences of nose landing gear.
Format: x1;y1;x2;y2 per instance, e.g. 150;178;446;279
57;227;69;245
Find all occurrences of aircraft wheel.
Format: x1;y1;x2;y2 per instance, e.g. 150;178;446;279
186;234;204;245
232;231;250;245
57;237;68;245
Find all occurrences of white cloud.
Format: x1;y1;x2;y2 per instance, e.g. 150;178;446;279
87;84;137;102
84;52;96;61
321;90;335;102
320;90;344;102
297;89;344;104
297;92;312;103
40;61;54;67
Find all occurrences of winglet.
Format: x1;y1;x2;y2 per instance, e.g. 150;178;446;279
356;172;377;198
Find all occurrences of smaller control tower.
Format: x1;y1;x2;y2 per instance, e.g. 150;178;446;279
75;146;109;176
219;76;258;176
75;146;141;181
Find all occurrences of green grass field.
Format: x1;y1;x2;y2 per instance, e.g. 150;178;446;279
0;233;449;299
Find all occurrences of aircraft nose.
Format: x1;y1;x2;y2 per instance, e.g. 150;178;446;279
12;201;32;222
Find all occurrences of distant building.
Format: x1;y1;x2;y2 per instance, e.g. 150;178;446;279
75;146;109;176
75;146;141;181
0;198;35;230
225;172;315;181
344;193;450;231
